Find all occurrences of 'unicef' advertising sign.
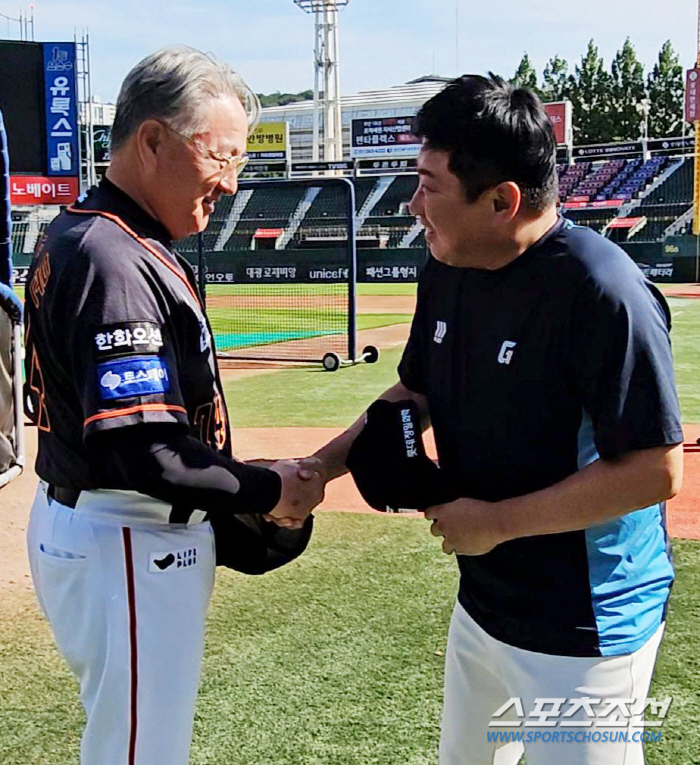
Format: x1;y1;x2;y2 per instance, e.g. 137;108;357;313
42;43;79;176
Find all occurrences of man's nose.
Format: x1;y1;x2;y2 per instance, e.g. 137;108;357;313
217;172;238;196
408;187;422;217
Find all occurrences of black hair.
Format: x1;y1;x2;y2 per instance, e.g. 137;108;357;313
412;74;558;211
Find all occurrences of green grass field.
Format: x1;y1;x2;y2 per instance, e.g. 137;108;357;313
2;521;698;764
204;282;418;298
3;285;699;764
668;297;700;423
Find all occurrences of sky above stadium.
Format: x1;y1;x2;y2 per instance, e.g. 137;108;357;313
2;0;697;102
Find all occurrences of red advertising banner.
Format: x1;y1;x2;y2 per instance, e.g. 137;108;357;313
544;101;570;146
11;175;79;204
607;217;645;230
685;69;700;122
562;198;626;210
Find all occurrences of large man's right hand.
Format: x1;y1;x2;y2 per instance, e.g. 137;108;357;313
265;459;325;529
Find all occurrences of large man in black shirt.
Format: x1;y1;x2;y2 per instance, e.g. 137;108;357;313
25;46;323;765
304;76;684;765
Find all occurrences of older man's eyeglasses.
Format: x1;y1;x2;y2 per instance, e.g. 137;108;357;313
161;122;249;178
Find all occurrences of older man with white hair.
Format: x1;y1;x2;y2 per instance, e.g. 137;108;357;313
24;46;322;765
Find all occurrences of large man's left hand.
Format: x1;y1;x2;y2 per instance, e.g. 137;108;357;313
424;498;507;556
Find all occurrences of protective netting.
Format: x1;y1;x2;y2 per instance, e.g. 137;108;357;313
177;178;356;363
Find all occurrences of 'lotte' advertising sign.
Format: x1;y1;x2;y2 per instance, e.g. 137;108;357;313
42;43;79;177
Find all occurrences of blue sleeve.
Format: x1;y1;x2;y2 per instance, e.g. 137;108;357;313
567;271;683;460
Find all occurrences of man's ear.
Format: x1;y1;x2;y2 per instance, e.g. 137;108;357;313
491;181;522;220
135;119;166;172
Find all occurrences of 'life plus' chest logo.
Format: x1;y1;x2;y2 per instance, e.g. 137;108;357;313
433;320;447;344
497;341;517;365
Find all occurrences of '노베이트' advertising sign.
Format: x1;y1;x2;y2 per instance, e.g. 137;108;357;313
43;42;79;176
10;175;79;204
247;122;289;161
351;117;421;158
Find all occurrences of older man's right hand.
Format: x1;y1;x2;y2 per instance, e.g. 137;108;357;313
265;459;325;529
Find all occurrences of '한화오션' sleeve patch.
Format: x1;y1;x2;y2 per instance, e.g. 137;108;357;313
93;321;165;359
97;356;171;401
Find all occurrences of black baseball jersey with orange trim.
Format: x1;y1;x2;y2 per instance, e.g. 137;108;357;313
25;179;231;489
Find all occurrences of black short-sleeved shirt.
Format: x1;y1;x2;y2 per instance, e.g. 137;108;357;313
25;179;231;489
399;217;683;657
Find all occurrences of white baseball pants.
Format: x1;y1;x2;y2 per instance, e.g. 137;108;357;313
27;482;216;765
440;602;665;765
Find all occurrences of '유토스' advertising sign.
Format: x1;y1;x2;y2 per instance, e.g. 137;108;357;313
42;43;79;176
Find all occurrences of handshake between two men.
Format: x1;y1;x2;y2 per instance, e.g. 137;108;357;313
257;395;502;559
255;398;440;531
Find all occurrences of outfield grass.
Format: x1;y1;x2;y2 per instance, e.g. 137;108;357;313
204;282;418;298
223;297;700;428
668;297;700;423
1;519;698;764
225;346;405;428
208;308;410;346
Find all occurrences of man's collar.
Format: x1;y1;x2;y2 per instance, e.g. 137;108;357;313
77;177;173;247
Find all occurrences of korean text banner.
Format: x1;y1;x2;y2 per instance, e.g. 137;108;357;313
351;117;420;158
247;122;289;160
43;43;79;177
685;69;700;123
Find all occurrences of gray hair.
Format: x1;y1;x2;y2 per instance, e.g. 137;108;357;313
110;45;260;151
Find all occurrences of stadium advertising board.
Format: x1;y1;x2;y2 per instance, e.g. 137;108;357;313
197;249;427;284
562;198;626;210
685;69;700;122
357;157;418;173
648;136;694;155
636;262;674;281
43;43;79;176
351;117;421;158
12;266;30;285
574;141;643;159
10;175;79;205
93;125;112;163
240;161;288;176
292;161;354;172
247;121;289;161
543;101;572;146
0;41;45;174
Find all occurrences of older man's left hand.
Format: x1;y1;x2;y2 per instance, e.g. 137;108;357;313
424;498;508;556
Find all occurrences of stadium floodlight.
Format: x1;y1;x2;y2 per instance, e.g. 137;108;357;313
293;1;349;12
293;0;350;162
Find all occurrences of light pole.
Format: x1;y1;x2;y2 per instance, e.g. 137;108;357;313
293;1;349;162
636;98;651;160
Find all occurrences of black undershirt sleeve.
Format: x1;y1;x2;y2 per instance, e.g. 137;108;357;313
88;424;282;515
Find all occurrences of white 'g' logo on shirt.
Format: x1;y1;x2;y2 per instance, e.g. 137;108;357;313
497;341;517;365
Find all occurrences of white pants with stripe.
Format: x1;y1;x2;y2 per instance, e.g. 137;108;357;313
27;482;216;765
440;602;665;765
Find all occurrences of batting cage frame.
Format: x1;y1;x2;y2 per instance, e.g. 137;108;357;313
194;177;377;370
0;108;25;488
